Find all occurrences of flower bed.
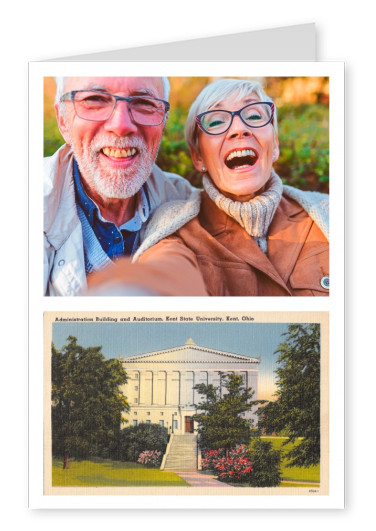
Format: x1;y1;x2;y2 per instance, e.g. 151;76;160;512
201;445;253;483
137;450;163;467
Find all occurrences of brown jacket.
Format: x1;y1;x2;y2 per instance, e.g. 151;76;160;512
136;191;329;296
87;191;329;296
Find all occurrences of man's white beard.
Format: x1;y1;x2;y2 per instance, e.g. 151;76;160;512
70;134;159;199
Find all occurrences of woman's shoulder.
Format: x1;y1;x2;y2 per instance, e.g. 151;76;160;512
282;185;329;241
133;191;202;261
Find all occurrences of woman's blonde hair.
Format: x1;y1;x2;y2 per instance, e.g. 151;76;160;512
185;78;278;154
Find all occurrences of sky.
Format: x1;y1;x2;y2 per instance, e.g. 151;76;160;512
52;320;292;400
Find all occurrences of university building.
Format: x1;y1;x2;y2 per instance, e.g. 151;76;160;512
120;338;260;434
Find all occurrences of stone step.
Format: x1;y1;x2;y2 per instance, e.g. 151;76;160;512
161;434;198;471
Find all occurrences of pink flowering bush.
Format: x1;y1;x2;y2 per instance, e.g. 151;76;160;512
137;450;163;467
201;445;253;483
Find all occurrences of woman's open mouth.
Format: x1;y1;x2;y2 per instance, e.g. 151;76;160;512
225;148;258;170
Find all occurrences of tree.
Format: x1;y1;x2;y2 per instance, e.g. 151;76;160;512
51;336;129;468
193;373;262;452
259;324;320;467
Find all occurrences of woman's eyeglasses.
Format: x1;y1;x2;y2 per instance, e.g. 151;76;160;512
196;102;274;135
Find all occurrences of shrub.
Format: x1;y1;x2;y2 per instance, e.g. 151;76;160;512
248;438;282;487
118;423;169;463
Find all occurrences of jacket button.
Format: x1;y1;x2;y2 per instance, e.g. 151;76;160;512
320;276;329;289
114;237;122;244
58;259;65;266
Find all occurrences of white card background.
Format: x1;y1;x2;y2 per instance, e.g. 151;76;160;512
29;60;344;510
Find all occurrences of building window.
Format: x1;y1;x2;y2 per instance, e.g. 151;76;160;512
133;420;138;427
147;412;150;416
160;412;164;416
173;420;178;430
134;398;138;404
134;412;137;416
134;386;139;391
146;420;151;425
160;420;164;427
134;373;139;380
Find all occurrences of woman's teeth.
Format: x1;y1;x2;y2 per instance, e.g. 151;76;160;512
225;149;258;169
102;147;137;158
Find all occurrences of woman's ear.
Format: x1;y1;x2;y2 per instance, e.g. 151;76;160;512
55;103;72;145
272;135;280;162
190;147;205;172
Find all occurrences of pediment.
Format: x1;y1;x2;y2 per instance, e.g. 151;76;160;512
121;343;259;365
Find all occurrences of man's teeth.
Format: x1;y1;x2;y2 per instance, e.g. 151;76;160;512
102;147;137;158
226;149;256;162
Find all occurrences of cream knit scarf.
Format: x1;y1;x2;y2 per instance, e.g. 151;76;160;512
202;170;283;253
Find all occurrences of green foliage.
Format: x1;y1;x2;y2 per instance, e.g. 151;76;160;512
276;104;329;193
193;373;262;451
44;115;65;157
248;438;282;487
51;336;129;463
117;423;169;463
259;324;320;467
156;107;200;187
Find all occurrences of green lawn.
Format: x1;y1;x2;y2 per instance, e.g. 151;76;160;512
52;458;189;487
261;437;320;484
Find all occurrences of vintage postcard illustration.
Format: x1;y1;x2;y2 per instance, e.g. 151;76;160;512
44;311;329;502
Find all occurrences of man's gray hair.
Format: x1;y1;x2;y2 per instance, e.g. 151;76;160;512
185;78;278;154
54;76;170;104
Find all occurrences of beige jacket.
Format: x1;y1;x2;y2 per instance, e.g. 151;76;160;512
44;144;199;296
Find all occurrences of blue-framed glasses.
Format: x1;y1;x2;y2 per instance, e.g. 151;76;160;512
196;102;275;135
60;90;170;126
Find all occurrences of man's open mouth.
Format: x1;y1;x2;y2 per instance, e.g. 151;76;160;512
101;147;138;159
225;148;258;169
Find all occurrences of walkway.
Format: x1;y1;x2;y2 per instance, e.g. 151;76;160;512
172;470;234;488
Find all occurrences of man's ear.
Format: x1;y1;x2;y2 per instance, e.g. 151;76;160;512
55;103;71;145
190;146;205;172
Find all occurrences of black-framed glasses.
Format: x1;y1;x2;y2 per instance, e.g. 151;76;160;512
60;90;170;126
195;102;275;135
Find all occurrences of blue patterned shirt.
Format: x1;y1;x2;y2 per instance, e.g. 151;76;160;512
73;160;150;260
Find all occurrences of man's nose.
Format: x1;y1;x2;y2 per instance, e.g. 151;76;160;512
103;100;138;136
226;115;252;139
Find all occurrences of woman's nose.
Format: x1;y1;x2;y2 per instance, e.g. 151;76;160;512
226;114;252;139
104;100;138;136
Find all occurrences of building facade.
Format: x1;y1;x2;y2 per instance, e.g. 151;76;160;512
120;338;260;435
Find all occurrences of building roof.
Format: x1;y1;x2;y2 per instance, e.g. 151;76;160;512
119;339;260;365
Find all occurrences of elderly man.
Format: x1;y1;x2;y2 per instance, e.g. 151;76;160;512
44;76;197;295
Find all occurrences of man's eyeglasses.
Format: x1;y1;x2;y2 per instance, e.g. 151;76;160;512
195;102;275;135
60;90;170;126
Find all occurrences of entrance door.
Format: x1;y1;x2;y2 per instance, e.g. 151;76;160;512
185;416;194;433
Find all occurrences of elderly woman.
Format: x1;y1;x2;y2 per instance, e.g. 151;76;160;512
88;78;329;296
